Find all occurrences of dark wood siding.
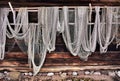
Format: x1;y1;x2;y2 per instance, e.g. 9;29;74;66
0;0;120;73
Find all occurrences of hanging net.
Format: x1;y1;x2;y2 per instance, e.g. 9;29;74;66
114;7;120;48
97;7;118;53
0;6;119;75
60;7;101;60
0;8;9;60
28;7;59;75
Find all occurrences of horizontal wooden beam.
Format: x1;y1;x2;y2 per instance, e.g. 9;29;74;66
0;0;120;7
0;65;119;72
41;65;120;72
0;52;119;72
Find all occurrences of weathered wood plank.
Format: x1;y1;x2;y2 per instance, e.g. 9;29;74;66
0;0;120;7
0;52;119;72
5;52;120;59
41;65;120;72
0;65;120;72
1;56;120;67
0;52;119;67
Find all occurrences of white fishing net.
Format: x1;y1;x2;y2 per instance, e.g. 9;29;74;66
6;8;29;39
41;7;59;52
61;7;84;56
0;6;119;75
28;7;59;75
114;8;120;48
27;24;47;75
4;7;59;75
0;8;9;60
82;7;99;53
6;8;29;54
97;7;118;53
60;7;100;60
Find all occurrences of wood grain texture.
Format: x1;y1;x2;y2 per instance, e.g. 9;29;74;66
0;0;120;7
0;52;119;72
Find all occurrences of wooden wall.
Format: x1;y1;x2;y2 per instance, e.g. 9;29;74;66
1;51;120;73
1;34;120;73
0;0;120;73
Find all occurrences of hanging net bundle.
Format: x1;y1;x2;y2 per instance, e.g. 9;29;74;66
0;8;9;60
97;7;118;53
114;8;120;47
60;7;101;60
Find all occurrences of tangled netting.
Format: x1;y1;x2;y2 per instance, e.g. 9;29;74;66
0;6;120;75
